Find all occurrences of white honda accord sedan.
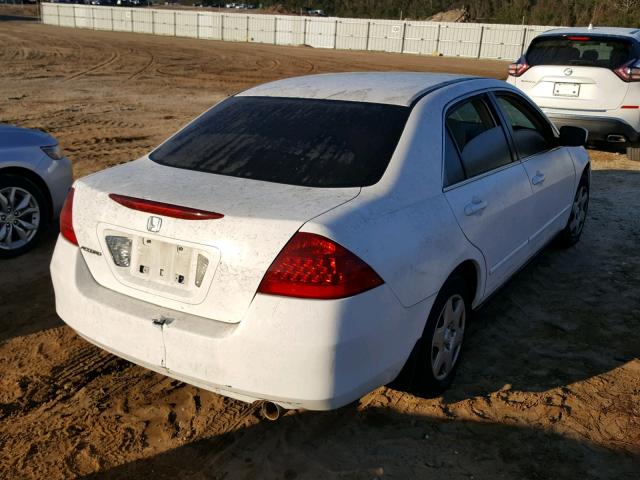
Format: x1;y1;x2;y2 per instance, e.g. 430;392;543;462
51;73;590;411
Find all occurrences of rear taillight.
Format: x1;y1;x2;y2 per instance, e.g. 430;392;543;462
109;194;224;220
60;188;78;246
508;57;530;77
614;60;640;82
257;232;384;299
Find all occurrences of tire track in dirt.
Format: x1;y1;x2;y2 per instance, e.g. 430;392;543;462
128;48;155;80
63;49;120;82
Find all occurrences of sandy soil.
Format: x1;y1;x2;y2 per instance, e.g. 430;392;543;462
0;20;639;480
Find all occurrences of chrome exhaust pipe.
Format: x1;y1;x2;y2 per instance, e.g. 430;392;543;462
261;401;285;421
607;134;626;143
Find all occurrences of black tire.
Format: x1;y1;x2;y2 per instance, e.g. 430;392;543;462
393;275;470;398
556;171;589;248
626;147;640;162
0;173;49;259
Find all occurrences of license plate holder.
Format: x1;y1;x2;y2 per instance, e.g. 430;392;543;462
553;82;580;97
132;237;194;288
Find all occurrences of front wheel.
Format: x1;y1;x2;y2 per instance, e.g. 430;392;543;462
0;174;49;259
395;275;470;397
556;172;589;248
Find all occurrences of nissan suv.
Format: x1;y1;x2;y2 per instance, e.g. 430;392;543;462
507;27;640;160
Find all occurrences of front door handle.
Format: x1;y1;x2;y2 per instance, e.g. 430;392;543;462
464;197;488;216
531;171;546;185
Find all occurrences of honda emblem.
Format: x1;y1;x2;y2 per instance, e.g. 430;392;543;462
147;216;162;233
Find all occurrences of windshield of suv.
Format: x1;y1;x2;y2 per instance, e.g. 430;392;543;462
150;96;410;188
527;35;634;69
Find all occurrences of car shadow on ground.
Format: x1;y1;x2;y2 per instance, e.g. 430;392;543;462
0;226;62;343
437;168;640;402
81;405;639;479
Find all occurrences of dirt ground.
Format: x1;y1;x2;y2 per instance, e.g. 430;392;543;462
0;20;639;480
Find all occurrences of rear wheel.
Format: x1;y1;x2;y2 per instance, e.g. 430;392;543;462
395;275;470;397
626;147;640;161
0;174;49;259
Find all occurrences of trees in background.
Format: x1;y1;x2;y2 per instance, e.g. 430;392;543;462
258;0;640;26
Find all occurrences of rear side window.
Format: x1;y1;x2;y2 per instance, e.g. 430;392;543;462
150;96;410;188
496;94;554;159
527;36;634;69
446;96;512;179
443;130;465;187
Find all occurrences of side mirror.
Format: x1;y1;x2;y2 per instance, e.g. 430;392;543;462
559;125;588;147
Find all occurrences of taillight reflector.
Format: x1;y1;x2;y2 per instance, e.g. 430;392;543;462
508;61;530;77
60;188;78;246
257;232;384;299
108;194;224;220
614;60;640;82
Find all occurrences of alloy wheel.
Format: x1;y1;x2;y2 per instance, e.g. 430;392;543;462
568;185;588;237
431;294;466;380
0;186;41;251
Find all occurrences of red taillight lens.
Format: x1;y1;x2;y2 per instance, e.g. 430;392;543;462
257;232;384;299
508;60;530;77
60;188;78;246
108;194;224;220
614;60;640;82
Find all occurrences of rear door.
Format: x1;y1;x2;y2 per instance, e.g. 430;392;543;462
492;91;576;251
514;35;636;111
443;94;533;295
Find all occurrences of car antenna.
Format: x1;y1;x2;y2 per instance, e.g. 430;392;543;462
587;23;594;30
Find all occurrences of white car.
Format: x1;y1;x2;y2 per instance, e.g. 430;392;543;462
50;73;590;412
507;27;640;160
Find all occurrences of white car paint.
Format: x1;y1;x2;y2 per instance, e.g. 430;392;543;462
50;73;590;410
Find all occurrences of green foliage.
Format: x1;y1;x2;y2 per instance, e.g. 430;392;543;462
256;0;640;26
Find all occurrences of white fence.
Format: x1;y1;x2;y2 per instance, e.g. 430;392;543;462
40;3;556;60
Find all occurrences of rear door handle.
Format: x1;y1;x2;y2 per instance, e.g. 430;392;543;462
464;197;488;216
531;171;546;185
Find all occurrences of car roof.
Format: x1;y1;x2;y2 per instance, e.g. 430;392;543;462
237;72;480;107
539;26;640;41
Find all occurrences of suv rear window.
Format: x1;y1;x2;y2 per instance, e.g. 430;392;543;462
150;96;410;188
527;36;634;69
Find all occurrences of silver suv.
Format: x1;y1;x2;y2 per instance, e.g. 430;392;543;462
507;27;640;160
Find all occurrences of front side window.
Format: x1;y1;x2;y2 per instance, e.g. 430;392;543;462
150;96;410;188
496;94;554;159
446;96;512;179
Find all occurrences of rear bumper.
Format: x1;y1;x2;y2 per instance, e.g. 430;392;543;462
546;114;640;147
50;236;432;410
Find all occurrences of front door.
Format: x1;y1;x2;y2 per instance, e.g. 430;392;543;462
493;92;576;251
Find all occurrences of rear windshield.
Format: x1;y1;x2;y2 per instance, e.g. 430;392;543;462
150;96;410;188
527;36;635;69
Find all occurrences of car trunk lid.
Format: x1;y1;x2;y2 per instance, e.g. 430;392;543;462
515;65;630;111
72;158;360;323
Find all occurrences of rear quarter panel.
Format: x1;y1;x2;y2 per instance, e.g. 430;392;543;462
303;89;489;309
